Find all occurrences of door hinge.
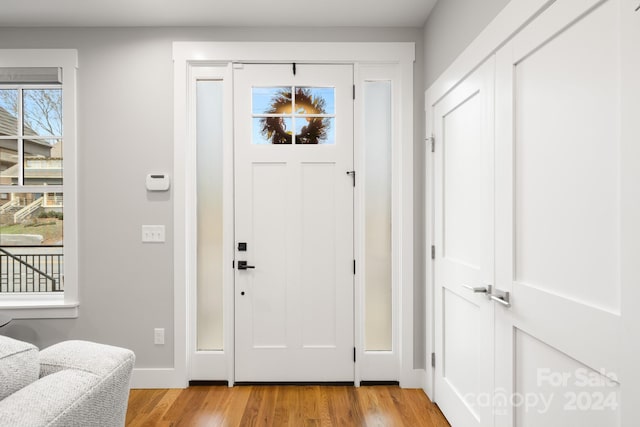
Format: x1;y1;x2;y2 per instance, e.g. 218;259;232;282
353;84;356;100
427;135;435;153
232;260;235;269
346;170;356;187
354;347;357;362
431;245;436;260
431;352;435;368
353;259;356;275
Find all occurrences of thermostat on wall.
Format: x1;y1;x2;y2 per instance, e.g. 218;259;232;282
146;173;170;191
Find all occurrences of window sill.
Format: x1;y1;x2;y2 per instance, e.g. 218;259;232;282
0;295;78;319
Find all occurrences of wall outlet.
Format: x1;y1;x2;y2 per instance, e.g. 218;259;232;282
142;225;165;243
154;328;165;345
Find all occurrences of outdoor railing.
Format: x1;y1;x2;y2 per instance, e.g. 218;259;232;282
14;197;44;223
0;245;63;293
0;200;19;215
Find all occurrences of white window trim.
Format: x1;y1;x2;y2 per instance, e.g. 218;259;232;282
0;49;78;319
164;42;415;390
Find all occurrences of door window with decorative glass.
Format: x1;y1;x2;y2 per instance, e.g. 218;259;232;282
252;87;336;145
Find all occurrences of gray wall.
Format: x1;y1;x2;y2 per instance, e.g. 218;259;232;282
423;0;510;88
0;26;426;371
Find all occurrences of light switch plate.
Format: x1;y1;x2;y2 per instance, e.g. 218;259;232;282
154;328;165;345
142;225;165;243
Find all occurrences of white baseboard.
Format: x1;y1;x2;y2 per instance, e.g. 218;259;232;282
423;367;434;400
130;368;187;389
400;368;426;389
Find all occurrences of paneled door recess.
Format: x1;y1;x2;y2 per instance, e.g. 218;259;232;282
234;64;354;382
431;0;639;425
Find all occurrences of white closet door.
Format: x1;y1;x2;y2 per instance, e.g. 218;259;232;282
494;0;635;424
433;59;495;427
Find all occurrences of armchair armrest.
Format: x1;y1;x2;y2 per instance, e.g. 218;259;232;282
39;340;135;378
0;369;103;426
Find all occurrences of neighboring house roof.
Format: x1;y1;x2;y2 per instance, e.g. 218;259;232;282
0;106;54;149
0;105;35;136
0;106;16;135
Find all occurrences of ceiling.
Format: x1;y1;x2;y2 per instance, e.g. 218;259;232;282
0;0;438;28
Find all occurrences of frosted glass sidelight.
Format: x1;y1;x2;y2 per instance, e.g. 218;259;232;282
196;81;224;351
364;81;392;351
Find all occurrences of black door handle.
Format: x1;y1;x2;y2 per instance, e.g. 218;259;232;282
237;261;255;270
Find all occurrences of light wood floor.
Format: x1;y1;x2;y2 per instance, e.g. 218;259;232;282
126;385;451;427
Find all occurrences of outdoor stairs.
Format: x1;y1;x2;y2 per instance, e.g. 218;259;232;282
0;205;21;224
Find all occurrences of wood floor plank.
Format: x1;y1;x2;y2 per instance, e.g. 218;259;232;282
165;386;210;426
198;385;234;427
387;387;435;427
126;385;450;427
137;389;183;427
300;386;322;426
220;385;253;426
324;386;359;426
239;385;280;427
356;386;403;427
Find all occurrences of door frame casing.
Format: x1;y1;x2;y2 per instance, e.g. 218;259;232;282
170;42;416;388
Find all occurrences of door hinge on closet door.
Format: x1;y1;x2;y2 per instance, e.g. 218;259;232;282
346;170;356;187
431;245;436;260
354;347;357;362
353;84;356;100
353;259;356;275
431;352;435;368
426;135;435;153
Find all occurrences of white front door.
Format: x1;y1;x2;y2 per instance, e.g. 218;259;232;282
433;59;495;427
234;64;354;382
494;0;625;424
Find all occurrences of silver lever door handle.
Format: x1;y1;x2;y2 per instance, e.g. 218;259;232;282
462;284;493;300
462;284;491;294
491;289;511;307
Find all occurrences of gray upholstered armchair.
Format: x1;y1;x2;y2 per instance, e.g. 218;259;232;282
0;336;135;427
